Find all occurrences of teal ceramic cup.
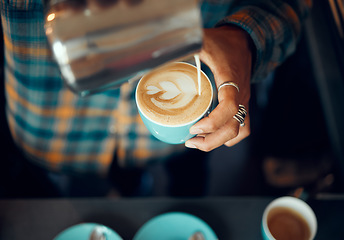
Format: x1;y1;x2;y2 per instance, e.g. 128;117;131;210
135;62;213;144
53;223;122;240
261;197;317;240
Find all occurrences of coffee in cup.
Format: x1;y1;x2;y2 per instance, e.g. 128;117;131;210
135;62;213;144
262;197;317;240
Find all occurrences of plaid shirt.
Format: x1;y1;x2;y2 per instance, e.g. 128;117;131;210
1;0;311;175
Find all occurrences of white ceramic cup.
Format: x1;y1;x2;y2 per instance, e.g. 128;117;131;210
262;196;317;240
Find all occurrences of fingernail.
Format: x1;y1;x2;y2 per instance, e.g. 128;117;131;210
190;128;203;135
185;142;197;149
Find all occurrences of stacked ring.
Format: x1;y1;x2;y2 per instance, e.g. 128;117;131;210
233;104;247;127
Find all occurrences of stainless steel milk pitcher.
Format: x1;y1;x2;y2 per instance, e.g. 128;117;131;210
44;0;203;96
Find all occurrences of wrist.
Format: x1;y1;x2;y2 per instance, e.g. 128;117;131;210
216;25;256;73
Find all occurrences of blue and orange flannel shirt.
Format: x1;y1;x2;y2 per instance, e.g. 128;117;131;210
0;0;311;175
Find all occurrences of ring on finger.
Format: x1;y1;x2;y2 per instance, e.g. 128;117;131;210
233;104;247;127
217;81;240;93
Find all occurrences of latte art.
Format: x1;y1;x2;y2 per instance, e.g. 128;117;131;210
148;74;197;110
136;62;212;125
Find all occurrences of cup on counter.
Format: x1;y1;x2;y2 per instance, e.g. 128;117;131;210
53;223;122;240
262;196;317;240
135;62;213;144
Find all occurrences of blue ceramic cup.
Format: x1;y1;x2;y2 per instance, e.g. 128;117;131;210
53;223;122;240
135;62;213;144
261;196;317;240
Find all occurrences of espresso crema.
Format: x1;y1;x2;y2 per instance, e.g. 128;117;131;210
136;62;212;125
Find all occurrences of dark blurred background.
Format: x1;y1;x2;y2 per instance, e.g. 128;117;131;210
1;0;343;199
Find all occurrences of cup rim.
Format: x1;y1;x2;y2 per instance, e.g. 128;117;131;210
262;196;317;240
135;61;213;127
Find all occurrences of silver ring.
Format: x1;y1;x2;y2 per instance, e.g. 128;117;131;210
217;81;240;93
233;104;247;127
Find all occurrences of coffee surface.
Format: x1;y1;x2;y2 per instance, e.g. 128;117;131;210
268;207;311;240
136;62;212;125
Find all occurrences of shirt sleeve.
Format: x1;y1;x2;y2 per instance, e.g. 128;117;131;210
215;0;312;82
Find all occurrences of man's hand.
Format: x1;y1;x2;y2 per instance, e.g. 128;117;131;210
185;26;254;151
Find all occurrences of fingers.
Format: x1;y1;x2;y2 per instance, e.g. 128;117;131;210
224;113;251;147
190;86;239;135
186;111;250;152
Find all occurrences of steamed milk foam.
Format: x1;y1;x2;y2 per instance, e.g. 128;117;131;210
136;62;212;126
